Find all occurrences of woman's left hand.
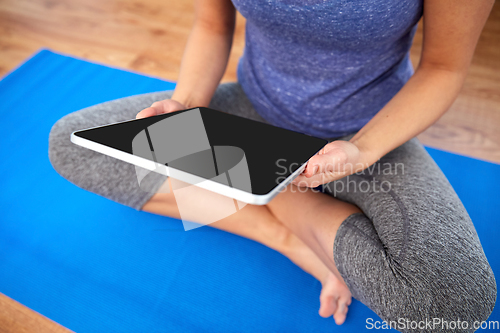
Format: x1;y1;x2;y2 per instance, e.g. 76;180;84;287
291;140;365;187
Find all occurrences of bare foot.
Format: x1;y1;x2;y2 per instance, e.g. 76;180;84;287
318;271;352;325
282;232;352;324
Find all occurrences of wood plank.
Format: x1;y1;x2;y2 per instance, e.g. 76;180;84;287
411;6;500;163
0;293;72;333
0;0;498;162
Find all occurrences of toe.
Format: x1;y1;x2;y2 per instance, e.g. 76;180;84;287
334;299;349;325
319;294;337;318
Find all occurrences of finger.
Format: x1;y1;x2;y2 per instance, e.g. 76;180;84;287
303;150;348;177
152;99;186;114
136;107;157;119
151;101;168;113
292;171;345;187
292;174;324;188
303;162;320;178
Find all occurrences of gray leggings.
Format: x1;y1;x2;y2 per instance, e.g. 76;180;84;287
49;82;496;332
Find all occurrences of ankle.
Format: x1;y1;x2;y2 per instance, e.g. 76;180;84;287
265;221;295;254
278;230;309;260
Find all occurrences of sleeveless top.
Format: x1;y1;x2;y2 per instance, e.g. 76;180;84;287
231;0;423;138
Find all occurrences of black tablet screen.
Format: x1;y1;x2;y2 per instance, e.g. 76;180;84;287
73;107;327;195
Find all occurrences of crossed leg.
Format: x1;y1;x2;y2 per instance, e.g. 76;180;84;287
47;82;360;324
49;82;496;330
142;179;359;324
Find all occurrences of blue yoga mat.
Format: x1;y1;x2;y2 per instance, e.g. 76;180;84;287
0;50;498;332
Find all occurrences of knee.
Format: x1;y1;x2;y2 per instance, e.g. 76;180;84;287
387;260;497;332
468;267;497;321
446;264;497;324
48;113;79;178
417;236;498;327
432;267;495;323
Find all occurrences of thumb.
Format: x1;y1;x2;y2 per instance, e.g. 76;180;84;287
151;99;186;114
136;99;186;119
135;106;157;119
302;148;348;177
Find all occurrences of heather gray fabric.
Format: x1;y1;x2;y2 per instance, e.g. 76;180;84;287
49;82;496;332
232;0;422;138
326;138;497;332
49;83;265;210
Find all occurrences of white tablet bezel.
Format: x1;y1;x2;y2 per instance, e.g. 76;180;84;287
71;125;314;205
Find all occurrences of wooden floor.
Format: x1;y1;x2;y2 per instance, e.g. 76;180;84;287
1;0;499;163
0;0;498;331
0;293;71;333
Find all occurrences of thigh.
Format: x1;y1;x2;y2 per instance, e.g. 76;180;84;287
325;137;485;264
49;82;264;210
324;137;496;325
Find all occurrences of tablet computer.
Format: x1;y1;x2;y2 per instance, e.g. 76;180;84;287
71;107;327;205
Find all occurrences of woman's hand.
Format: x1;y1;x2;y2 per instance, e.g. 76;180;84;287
135;99;187;119
292;140;366;188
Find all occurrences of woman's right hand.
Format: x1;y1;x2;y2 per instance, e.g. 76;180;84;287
135;99;187;119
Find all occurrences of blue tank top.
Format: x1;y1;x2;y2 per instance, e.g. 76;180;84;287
231;0;423;138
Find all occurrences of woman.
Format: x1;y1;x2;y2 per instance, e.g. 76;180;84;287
49;0;496;330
